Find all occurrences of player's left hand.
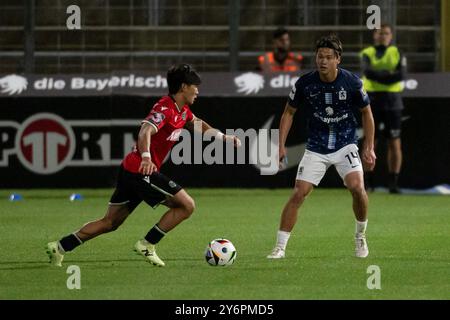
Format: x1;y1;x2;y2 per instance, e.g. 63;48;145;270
139;157;157;175
223;135;242;148
362;148;376;171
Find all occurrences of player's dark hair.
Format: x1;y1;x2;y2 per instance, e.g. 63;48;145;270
167;64;201;94
315;33;343;58
273;27;289;39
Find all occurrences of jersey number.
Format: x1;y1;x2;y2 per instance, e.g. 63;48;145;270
345;152;360;165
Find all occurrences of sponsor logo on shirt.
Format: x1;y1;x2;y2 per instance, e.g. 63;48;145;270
313;112;349;124
166;128;183;141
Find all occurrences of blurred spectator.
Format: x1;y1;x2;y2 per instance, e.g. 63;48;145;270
360;24;406;193
258;27;303;72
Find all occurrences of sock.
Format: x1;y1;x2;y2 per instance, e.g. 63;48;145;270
355;220;368;237
276;230;291;251
59;233;83;252
144;224;167;245
389;173;400;188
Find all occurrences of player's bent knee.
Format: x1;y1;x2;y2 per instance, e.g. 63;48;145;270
348;183;366;196
290;189;309;207
180;197;195;219
101;217;122;232
100;218;115;232
185;198;196;215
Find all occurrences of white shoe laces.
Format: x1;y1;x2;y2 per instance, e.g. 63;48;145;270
356;237;367;249
271;247;285;256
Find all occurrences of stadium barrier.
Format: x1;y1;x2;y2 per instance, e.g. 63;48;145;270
0;72;449;188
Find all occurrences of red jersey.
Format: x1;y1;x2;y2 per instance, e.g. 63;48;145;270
122;96;194;173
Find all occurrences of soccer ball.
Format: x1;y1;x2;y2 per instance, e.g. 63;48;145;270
205;238;237;266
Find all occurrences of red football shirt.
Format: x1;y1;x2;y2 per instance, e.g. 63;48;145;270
122;96;194;173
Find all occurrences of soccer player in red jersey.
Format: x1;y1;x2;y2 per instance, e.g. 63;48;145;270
46;64;241;267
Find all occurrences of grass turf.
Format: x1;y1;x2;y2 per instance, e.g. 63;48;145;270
0;188;449;299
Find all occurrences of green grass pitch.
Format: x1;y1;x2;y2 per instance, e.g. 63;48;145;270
0;188;449;299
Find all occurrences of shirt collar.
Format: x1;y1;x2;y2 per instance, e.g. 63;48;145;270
169;95;183;112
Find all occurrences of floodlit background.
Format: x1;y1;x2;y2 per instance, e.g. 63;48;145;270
0;0;449;301
0;0;447;73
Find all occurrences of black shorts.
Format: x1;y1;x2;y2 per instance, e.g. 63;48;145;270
109;166;183;212
369;92;403;139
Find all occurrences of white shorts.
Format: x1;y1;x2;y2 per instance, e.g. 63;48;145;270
296;144;363;186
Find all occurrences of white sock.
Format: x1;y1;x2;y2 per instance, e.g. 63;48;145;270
276;230;291;250
355;219;368;237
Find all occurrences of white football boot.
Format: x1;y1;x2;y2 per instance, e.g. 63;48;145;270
46;241;64;267
134;240;165;267
267;246;286;259
355;234;369;258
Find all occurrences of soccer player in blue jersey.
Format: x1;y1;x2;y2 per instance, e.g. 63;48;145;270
267;34;376;259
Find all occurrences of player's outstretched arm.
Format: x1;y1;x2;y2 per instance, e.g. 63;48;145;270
138;123;158;175
361;105;376;171
279;103;297;163
186;116;241;147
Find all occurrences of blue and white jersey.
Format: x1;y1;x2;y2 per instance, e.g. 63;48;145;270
288;68;370;154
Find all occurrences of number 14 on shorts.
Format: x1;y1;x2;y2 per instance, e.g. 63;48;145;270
345;151;360;168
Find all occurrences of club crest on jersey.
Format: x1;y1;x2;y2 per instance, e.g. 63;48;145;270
182;111;186;121
149;112;165;124
325;107;334;116
339;88;347;100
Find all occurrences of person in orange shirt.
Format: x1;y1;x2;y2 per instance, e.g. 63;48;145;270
258;27;303;72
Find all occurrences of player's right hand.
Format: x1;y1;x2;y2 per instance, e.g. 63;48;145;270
279;146;287;169
362;148;376;172
139;158;157;175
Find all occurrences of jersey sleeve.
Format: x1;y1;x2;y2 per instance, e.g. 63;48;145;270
186;108;194;122
352;77;371;109
287;78;305;109
142;103;172;132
